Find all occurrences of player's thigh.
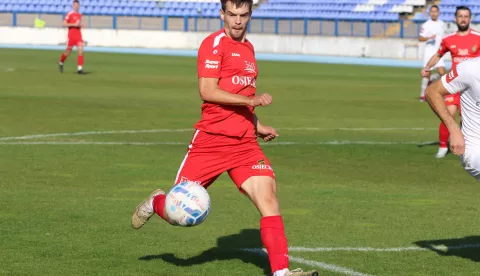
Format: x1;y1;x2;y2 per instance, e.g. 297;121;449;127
241;176;279;217
228;146;276;192
174;150;226;189
445;94;460;113
174;131;229;189
461;147;480;180
67;37;76;51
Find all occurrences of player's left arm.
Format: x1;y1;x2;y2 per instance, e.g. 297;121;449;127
426;65;470;155
253;114;278;142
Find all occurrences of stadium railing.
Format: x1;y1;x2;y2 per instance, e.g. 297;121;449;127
0;11;427;38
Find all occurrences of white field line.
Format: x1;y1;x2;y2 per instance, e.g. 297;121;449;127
0;127;436;141
279;127;436;131
289;256;374;276
0;141;185;145
0;140;436;146
241;248;373;276
0;129;194;141
241;243;480;254
241;244;480;275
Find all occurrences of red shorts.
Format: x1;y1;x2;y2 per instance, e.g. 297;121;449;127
174;130;275;192
67;36;83;50
444;93;460;108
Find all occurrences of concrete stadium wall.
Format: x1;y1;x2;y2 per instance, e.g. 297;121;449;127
0;26;451;61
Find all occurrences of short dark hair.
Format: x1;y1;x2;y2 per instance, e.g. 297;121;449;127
430;5;439;12
456;6;471;17
221;0;253;12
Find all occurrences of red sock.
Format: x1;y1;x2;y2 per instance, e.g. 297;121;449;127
60;53;67;63
439;122;450;148
152;194;168;220
260;216;289;274
78;55;84;67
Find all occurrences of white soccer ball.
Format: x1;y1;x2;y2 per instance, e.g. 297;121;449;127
165;181;211;227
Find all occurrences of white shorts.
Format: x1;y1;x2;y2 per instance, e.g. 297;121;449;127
460;146;480;181
423;50;446;70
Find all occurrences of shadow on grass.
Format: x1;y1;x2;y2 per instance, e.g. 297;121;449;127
414;236;480;262
139;228;270;275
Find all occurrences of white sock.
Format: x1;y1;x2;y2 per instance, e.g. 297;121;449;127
273;268;289;276
78;65;83;71
421;77;429;98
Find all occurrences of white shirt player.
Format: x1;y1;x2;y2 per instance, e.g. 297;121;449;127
441;57;480;179
420;19;446;69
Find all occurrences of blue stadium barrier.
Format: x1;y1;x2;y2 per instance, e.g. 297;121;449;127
1;11;427;38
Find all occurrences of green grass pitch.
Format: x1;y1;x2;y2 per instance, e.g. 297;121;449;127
0;48;479;276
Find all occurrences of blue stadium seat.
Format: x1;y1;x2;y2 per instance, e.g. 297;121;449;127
99;6;108;15
0;0;421;21
106;6;115;15
83;6;93;14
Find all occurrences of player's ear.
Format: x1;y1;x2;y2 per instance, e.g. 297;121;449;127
220;9;225;21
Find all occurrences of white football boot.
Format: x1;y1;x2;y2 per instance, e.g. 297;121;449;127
435;147;448;159
131;189;165;229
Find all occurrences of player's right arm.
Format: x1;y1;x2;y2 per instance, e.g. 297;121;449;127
63;12;79;27
198;78;271;107
419;35;436;42
422;38;448;77
418;24;435;42
426;63;471;155
197;37;271;107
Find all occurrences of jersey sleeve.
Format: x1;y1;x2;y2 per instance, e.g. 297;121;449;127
437;38;448;57
441;61;471;94
197;36;224;79
64;12;71;21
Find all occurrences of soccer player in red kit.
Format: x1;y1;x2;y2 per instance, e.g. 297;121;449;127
422;6;480;158
131;0;318;275
59;0;85;74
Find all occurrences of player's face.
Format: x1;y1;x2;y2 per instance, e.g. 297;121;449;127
220;2;251;42
455;10;471;32
429;7;439;21
73;2;79;12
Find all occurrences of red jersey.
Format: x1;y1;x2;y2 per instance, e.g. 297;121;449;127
195;30;258;138
437;29;480;69
64;11;82;38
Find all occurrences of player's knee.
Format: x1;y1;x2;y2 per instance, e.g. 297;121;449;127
241;176;280;216
257;192;280;217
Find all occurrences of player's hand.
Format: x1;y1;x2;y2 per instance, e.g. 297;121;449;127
430;34;436;40
250;93;272;107
256;124;279;142
449;129;465;155
421;68;431;78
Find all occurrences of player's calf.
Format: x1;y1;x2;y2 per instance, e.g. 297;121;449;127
242;177;294;275
59;51;70;73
